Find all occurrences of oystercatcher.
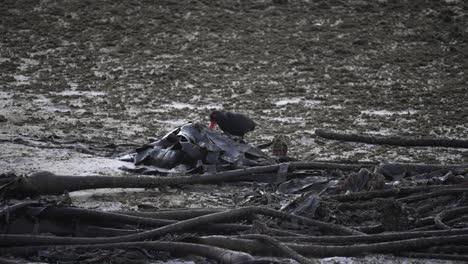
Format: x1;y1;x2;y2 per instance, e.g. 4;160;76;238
209;110;256;137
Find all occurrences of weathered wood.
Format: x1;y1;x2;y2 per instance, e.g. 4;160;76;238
325;184;458;202
398;252;468;261
197;234;468;257
117;208;223;220
0;206;362;247
22;205;249;233
397;188;468;203
241;234;316;264
434;206;468;230
2;161;372;198
316;129;468;148
0;241;255;264
273;228;468;244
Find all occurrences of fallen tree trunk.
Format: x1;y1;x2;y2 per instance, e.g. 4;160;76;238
434;206;468;230
196;234;468;257
5;218;140;237
375;162;468;179
4;161;463;199
324;184;459;202
315;129;468;148
117;208;223;220
0;241;255;264
19;205;249;234
1;161;372;198
0;206;363;247
2;193;468;262
241;234;315;264
397;189;468;203
273;228;468;244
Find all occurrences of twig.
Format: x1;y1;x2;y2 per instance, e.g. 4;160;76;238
0;201;39;220
241;234;317;264
435;206;468;230
434;216;451;230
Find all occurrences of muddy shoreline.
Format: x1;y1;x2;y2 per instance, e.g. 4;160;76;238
1;0;467;263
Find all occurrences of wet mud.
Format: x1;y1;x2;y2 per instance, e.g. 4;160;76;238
1;0;467;263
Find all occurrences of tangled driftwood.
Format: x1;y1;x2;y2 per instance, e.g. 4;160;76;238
0;161;372;199
0;160;467;263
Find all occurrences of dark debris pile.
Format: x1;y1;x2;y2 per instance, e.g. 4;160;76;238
118;123;273;175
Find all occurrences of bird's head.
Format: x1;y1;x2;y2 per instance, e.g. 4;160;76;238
209;110;221;129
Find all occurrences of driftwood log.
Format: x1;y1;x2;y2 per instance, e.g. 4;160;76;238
315;129;468;148
0;160;467;263
0;161;373;199
195;234;468;257
3;161;466;199
1;182;468;263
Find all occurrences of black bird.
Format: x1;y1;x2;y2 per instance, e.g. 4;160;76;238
209;110;256;137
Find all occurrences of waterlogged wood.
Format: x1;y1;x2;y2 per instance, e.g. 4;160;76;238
273;228;468;244
2;161;372;198
434;206;468;230
197;234;468;257
0;206;362;247
325;184;459;202
0;241;255;264
2;202;468;261
26;205;250;234
398;252;468;262
2;163;467;262
377;162;468;177
117;208;223;220
3;161;463;200
316;129;468;148
241;234;316;264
